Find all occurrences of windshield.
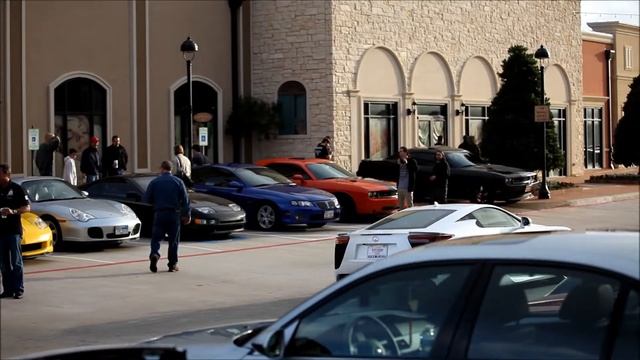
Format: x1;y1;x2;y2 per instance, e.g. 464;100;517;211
446;152;477;168
131;176;155;191
22;179;85;202
234;167;292;187
307;163;354;179
366;209;455;230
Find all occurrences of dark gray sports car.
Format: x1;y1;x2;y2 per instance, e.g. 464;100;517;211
80;174;246;237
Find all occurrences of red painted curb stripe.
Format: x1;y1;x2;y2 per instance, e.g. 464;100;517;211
25;237;334;275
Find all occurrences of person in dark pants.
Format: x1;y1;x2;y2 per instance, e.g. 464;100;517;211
0;164;31;299
143;161;190;273
430;150;450;204
35;133;60;176
102;135;128;176
80;136;102;184
397;146;418;210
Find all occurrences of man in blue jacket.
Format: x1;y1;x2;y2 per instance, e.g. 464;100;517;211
144;161;191;273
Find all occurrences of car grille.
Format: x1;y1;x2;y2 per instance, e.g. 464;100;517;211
377;190;397;197
511;175;536;186
315;200;336;210
88;227;104;239
21;243;46;252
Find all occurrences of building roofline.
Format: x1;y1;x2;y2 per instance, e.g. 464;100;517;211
588;21;640;36
582;30;614;44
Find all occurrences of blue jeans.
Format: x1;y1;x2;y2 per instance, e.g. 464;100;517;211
150;211;181;267
0;234;24;295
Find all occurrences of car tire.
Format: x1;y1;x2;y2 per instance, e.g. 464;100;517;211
43;217;63;250
336;194;356;222
255;203;279;231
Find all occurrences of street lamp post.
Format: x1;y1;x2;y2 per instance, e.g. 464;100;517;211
535;45;551;199
181;36;198;158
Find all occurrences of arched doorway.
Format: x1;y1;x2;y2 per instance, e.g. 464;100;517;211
173;80;218;162
54;77;107;176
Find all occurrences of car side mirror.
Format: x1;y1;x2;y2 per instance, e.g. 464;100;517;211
252;329;284;358
228;180;244;191
291;174;305;184
521;216;531;227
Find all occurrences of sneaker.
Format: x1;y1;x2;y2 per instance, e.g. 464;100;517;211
149;254;159;273
168;265;179;272
13;292;23;299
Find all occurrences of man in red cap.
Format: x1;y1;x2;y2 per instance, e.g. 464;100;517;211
80;136;102;184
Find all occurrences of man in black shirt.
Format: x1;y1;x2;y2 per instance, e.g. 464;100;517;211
0;164;31;299
102;135;128;177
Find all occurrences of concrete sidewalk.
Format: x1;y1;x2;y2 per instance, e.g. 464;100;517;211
508;167;639;211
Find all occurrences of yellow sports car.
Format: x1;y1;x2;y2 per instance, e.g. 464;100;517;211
21;212;54;258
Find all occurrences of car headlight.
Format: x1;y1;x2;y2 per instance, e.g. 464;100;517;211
505;178;514;184
69;208;95;222
33;217;48;230
331;198;341;208
290;200;313;207
120;204;135;216
228;204;242;212
195;207;216;215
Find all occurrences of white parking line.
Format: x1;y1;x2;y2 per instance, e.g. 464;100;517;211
181;245;224;252
49;255;115;264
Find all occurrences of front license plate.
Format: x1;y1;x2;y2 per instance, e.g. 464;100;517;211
114;225;128;235
324;210;334;219
367;245;388;259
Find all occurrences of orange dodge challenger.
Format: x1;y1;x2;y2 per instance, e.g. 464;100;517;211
257;158;398;220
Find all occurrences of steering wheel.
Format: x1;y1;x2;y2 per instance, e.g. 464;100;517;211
346;316;400;357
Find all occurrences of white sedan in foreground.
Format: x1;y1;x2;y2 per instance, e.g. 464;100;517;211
335;203;570;278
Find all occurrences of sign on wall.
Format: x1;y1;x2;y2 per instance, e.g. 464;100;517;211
198;127;208;146
534;105;551;122
28;128;40;150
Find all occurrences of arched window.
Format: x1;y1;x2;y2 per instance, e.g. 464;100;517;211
174;80;218;162
54;77;107;174
277;81;307;135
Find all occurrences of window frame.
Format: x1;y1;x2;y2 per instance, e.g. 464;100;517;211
463;104;489;145
363;101;399;160
277;81;308;136
416;103;449;148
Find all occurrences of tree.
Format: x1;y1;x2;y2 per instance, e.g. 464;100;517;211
481;45;564;172
226;96;279;160
613;75;639;168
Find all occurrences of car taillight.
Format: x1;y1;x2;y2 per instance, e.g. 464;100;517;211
407;232;453;248
335;234;350;245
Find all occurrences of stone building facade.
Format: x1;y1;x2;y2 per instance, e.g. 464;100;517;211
251;0;585;175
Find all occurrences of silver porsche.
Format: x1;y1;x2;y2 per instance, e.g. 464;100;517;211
13;177;141;248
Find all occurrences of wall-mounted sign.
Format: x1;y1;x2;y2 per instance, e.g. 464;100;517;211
28;129;40;150
193;112;213;123
198;127;208;146
534;105;551;122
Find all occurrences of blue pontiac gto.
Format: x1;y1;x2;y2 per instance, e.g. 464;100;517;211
191;164;341;230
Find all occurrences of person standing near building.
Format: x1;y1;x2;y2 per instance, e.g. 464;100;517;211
0;164;30;299
63;149;78;186
190;144;209;167
80;136;101;184
102;135;128;177
173;145;193;187
35;132;60;176
430;150;450;204
397;146;417;210
314;136;333;160
144;161;191;273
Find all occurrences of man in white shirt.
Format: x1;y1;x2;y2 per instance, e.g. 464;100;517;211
172;145;192;187
63;149;78;185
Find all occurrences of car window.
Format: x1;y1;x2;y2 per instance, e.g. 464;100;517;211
307;163;354;180
446;151;476;168
131;177;155;191
192;167;237;187
234;167;292;186
612;290;639;360
22;180;84;202
366;209;455;230
287;265;472;358
466;208;521;228
267;164;311;180
85;180;138;200
468;265;620;359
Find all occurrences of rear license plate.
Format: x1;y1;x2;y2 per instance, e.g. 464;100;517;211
114;225;128;235
367;245;388;259
324;210;334;219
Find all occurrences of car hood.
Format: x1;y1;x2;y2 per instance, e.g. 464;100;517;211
326;177;396;190
143;320;274;360
464;164;535;176
254;183;334;199
189;192;241;212
31;198;135;220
